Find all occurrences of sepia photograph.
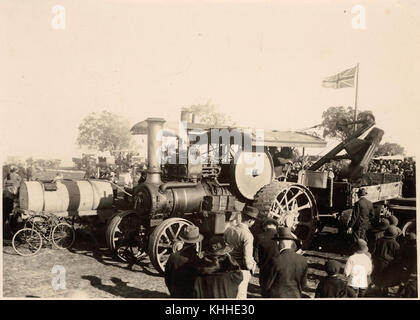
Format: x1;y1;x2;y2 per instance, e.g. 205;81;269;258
1;0;418;301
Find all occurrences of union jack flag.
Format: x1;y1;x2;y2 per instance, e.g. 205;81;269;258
322;66;357;88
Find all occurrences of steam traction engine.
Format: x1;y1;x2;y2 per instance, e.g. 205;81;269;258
105;112;326;274
105;112;403;274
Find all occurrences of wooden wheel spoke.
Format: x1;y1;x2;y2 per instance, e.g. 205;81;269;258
174;224;183;239
157;249;168;260
167;226;176;239
161;231;171;243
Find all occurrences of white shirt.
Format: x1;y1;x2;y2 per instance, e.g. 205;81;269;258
224;223;256;271
344;253;372;289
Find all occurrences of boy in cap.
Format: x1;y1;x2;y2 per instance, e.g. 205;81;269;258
315;260;356;298
262;227;308;298
387;215;403;242
164;225;203;298
224;205;260;299
344;239;373;297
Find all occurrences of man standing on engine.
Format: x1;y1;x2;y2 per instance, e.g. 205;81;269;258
347;188;375;243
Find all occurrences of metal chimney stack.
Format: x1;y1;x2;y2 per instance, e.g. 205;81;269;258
146;117;166;184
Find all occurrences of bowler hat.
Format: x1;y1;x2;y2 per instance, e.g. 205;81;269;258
355;239;369;254
204;236;233;256
262;218;279;228
371;219;390;232
272;227;298;242
357;188;368;196
242;205;260;220
325;260;341;276
384;225;399;239
179;225;204;244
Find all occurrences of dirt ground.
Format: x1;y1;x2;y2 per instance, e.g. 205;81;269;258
3;229;391;299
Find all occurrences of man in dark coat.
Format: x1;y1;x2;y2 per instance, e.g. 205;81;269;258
193;236;243;298
347;188;375;243
262;227;308;298
164;225;203;298
315;260;356;298
372;225;400;292
253;218;280;297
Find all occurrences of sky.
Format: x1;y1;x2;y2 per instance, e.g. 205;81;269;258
1;0;419;165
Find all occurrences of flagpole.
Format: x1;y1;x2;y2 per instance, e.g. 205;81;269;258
353;63;359;133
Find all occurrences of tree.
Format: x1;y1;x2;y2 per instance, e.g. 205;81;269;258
375;142;405;156
77;111;131;152
320;106;375;141
184;101;235;126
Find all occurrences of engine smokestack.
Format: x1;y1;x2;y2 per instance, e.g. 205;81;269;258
180;109;193;123
146;117;166;184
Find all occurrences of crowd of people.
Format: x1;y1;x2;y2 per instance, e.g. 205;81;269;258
163;190;417;299
368;159;416;178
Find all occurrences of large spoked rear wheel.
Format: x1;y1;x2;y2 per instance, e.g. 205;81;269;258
106;211;145;262
12;228;43;257
52;223;76;249
148;218;201;275
254;181;318;249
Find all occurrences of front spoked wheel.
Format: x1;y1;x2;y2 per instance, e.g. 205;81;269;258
12;228;43;256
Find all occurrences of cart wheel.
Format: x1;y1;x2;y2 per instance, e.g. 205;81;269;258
106;211;145;262
148;218;201;275
12;228;43;256
52;223;75;249
402;219;416;237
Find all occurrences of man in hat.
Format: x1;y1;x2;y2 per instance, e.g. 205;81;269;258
371;225;400;294
315;260;356;298
262;227;308;298
367;218;390;254
344;239;372;297
193;236;243;298
8;167;22;190
347;188;375;243
224;205;260;299
253;218;280;297
164;225;203;298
